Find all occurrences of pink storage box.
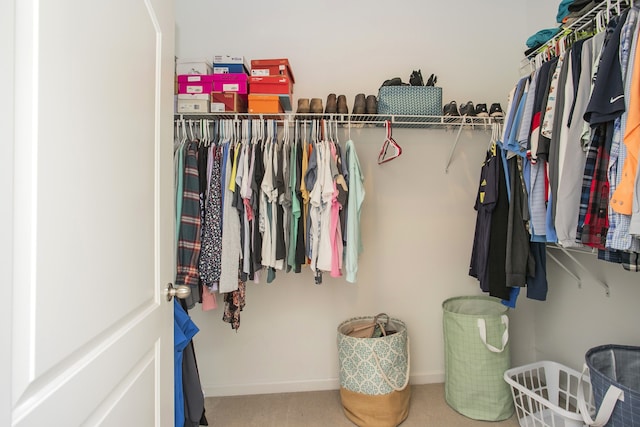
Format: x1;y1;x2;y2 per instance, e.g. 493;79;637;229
212;73;249;94
177;74;215;94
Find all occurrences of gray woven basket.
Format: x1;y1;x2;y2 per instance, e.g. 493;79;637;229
586;344;640;427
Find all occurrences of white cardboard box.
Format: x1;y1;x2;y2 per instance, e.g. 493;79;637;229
176;57;213;75
176;93;210;113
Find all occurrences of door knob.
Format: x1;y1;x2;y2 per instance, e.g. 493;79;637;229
165;283;191;301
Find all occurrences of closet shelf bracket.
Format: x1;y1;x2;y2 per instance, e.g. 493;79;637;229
547;245;610;297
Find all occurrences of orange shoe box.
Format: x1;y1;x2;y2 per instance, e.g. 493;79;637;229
249;75;293;95
211;92;248;113
250;58;295;83
248;94;284;114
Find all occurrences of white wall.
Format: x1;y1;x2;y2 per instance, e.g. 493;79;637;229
175;0;640;397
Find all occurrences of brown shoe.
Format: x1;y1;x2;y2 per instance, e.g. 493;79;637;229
337;95;348;114
366;95;378;114
325;93;337;114
297;98;310;113
310;98;324;114
353;93;366;115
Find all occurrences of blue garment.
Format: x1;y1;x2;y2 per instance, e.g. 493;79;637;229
526;27;561;49
556;0;573;23
501;286;520;308
174;300;199;427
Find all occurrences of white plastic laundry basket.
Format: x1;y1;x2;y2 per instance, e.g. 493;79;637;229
504;361;595;427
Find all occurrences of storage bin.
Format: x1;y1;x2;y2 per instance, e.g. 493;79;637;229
504;361;595;427
582;344;640;427
377;86;442;116
442;295;514;421
337;316;410;427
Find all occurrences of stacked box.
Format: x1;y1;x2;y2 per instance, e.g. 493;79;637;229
211;92;248;113
177;74;215;95
249;58;294;113
176;57;213;75
177;93;210;113
212;73;249;94
213;55;250;75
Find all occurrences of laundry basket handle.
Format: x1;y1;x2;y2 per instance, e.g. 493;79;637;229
371;337;411;392
476;315;508;353
577;364;625;427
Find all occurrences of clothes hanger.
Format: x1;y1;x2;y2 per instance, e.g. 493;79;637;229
378;120;402;164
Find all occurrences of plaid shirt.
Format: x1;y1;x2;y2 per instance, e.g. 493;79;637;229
578;124;612;248
176;141;202;290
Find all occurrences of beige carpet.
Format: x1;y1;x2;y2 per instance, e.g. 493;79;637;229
204;383;520;426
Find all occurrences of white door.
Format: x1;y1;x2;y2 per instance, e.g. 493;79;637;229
3;0;177;425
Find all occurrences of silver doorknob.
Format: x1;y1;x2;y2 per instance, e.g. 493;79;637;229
165;283;191;301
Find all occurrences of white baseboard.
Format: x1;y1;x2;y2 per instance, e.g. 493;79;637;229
203;371;445;397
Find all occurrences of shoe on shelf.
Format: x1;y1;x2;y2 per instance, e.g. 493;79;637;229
337;95;349;114
365;95;377;114
310;98;324;114
409;69;424;86
297;98;310;114
325;93;337;114
443;101;460;116
353;93;366;115
475;103;489;117
459;101;476;117
382;77;403;87
489;103;504;117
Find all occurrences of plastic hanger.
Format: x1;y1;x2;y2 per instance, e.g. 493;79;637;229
378;120;402;164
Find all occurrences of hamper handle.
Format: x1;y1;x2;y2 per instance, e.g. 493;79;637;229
371;337;411;392
476;315;508;353
577;364;625;427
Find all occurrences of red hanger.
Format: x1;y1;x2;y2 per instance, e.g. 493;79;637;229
378;120;402;164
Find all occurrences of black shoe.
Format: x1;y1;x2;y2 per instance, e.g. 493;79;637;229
409;69;424;86
459;101;476;116
426;74;437;86
489;103;504;117
382;77;403;87
475;103;489;117
443;101;460;116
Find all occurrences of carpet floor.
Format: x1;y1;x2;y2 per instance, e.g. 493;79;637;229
204;383;520;426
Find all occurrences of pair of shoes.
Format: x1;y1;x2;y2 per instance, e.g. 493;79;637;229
353;94;377;114
459;101;476;117
443;101;460;116
472;103;502;117
325;94;349;114
295;98;323;114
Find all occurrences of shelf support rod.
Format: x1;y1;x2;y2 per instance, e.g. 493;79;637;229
445;118;468;173
548;245;610;296
547;251;582;288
